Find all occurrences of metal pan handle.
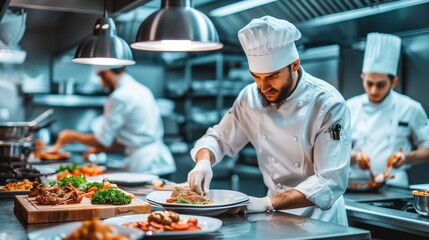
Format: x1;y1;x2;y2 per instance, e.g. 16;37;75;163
29;109;54;127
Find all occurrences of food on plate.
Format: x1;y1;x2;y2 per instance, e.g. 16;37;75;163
63;219;130;240
35;151;70;160
30;182;83;205
0;179;38;191
412;190;429;196
167;187;214;205
122;211;201;233
56;163;104;180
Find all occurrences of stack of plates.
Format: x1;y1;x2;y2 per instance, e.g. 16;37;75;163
146;190;250;216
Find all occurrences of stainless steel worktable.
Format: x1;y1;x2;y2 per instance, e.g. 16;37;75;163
345;185;429;238
0;196;370;240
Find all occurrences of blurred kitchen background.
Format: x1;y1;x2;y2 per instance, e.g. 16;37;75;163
1;0;429;197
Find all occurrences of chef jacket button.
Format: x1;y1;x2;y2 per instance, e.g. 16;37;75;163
298;101;304;107
294;162;301;168
263;134;268;139
293;136;298;141
277;183;282;188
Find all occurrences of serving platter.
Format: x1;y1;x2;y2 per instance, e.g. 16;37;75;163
104;213;222;238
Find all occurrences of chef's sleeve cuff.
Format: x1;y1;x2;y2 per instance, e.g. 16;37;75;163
190;137;221;166
94;128;114;147
294;176;334;210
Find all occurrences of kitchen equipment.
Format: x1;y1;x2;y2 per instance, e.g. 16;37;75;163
0;109;54;141
0;141;32;163
413;194;429;216
347;178;385;192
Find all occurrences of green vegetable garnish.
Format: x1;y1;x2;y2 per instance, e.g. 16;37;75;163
49;174;89;190
91;188;131;205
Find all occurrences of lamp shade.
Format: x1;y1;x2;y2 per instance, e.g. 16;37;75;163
131;0;223;52
73;16;135;66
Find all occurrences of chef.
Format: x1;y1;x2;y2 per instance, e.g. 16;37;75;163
347;33;429;187
187;16;351;226
52;66;176;176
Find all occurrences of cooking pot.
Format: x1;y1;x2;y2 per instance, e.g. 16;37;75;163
0;140;32;163
413;193;429;216
0;109;54;141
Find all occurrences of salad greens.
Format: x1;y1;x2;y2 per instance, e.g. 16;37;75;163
91;188;131;205
49;174;89;190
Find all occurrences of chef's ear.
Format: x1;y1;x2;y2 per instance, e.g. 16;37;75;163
291;59;300;72
390;75;398;88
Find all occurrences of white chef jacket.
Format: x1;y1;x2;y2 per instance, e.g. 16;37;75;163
95;74;176;175
347;90;429;187
191;67;351;226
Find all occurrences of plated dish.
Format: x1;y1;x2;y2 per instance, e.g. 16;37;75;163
147;189;249;208
104;213;222;237
28;220;143;240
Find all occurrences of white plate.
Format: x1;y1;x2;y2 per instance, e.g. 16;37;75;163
147;199;250;216
101;172;159;186
104;214;222;237
147;190;249;208
27;221;144;240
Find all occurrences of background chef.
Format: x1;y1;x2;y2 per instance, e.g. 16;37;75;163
347;33;429;187
52;66;176;177
187;16;351;226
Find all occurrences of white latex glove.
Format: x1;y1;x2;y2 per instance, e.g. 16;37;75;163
187;159;213;194
242;196;274;214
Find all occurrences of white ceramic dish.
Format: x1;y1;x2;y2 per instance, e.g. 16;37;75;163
27;221;144;240
104;213;222;237
100;172;159;186
147;199;250;216
147;190;249;208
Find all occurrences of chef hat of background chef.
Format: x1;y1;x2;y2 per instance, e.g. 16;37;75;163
93;65;124;73
238;16;301;73
362;33;401;76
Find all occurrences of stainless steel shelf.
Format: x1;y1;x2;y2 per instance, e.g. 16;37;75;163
32;94;107;107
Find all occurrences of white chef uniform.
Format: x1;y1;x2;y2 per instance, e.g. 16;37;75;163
191;15;351;226
347;90;429;187
347;33;429;187
95;73;176;175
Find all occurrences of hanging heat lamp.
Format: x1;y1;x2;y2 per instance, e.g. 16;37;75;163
131;0;223;52
73;0;135;66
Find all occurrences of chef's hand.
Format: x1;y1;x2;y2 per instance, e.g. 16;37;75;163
392;152;406;168
240;196;274;214
50;130;79;153
187;159;213;194
350;151;360;165
356;151;371;170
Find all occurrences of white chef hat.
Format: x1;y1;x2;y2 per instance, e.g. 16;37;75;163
238;16;301;73
93;65;124;73
362;33;401;76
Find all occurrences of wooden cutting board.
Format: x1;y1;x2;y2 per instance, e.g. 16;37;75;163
14;195;151;224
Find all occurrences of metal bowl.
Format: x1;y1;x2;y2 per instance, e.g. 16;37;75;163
413;194;429;216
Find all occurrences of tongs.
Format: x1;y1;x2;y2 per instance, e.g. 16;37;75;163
374;148;403;183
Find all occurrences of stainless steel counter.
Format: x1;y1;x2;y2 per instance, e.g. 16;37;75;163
345;186;429;237
0;195;370;240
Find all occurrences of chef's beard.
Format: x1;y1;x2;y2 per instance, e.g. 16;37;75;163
257;69;295;109
257;87;289;109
